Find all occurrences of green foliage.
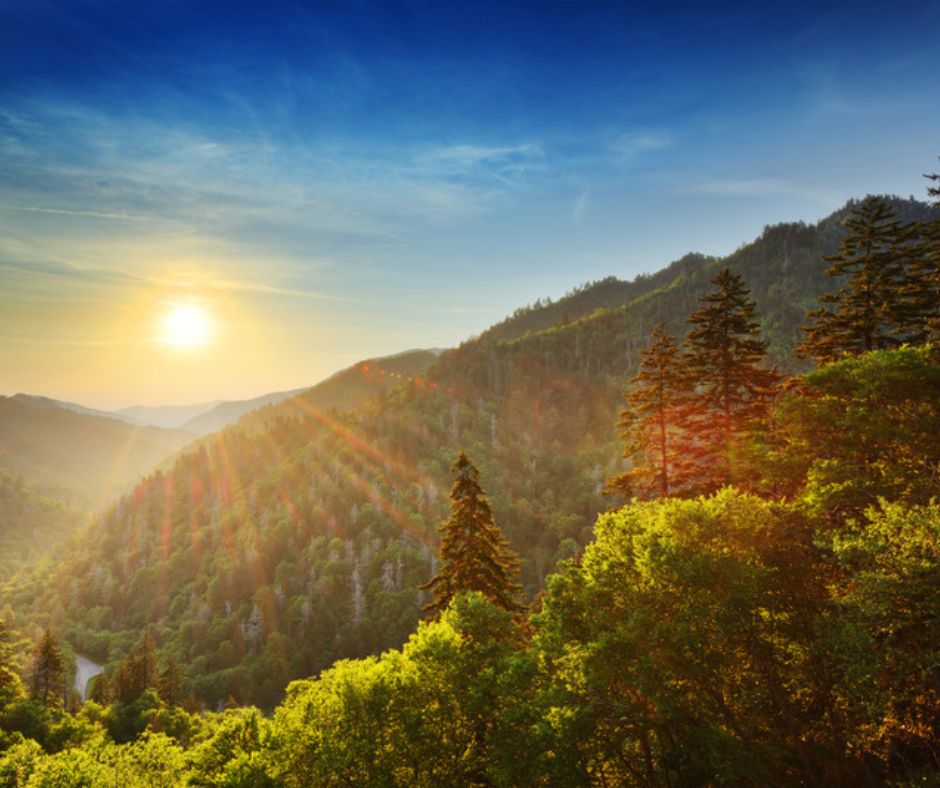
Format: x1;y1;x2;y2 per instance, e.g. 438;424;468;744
419;454;524;617
114;631;159;705
0;471;84;581
532;490;940;784
268;592;532;787
0;396;193;510
186;707;274;787
0;731;188;787
757;345;940;521
829;501;940;773
29;631;65;710
800;197;917;361
682;268;780;491
533;490;831;784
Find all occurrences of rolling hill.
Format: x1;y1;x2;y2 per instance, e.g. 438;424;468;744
0;397;196;509
7;195;938;707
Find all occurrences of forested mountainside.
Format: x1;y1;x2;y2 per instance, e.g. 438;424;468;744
484;196;936;366
177;391;306;437
6;196;938;709
0;397;195;509
0;471;83;580
174;350;439;436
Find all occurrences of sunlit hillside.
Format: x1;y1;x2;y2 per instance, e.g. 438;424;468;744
6;196;936;712
2;1;939;784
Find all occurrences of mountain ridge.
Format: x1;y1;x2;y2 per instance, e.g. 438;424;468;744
8;194;939;707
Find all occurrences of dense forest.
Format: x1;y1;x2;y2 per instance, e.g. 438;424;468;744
1;183;939;784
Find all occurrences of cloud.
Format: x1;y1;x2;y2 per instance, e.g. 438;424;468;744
691;178;840;204
148;275;354;302
573;190;590;223
0;203;149;221
0;255;145;287
609;131;673;159
414;142;544;184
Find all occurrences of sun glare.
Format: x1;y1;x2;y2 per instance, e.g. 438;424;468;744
160;302;213;347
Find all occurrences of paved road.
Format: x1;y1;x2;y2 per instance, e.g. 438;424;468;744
74;653;103;701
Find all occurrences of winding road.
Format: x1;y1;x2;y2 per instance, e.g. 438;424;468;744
74;653;103;701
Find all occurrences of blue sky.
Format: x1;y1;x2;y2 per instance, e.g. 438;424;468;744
1;0;938;408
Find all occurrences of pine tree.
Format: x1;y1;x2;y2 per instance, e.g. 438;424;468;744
605;324;695;499
683;268;779;491
799;197;911;362
30;628;66;708
925;157;939;201
114;629;159;704
0;620;20;703
419;453;524;618
902;218;940;344
905;163;940;344
158;657;184;707
89;671;112;705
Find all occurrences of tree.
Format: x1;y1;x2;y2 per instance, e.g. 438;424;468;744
902;165;940;344
799;197;911;362
683;268;779;490
0;620;24;706
89;672;112;705
753;346;940;523
158;657;184;707
419;453;524;617
113;630;159;705
925;157;939;202
606;324;695;499
901;217;940;345
30;629;66;708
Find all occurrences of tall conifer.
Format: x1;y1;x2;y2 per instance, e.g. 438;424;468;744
925;157;939;201
30;628;66;708
799;197;910;362
419;453;524;618
683;268;779;491
606;324;695;499
902;218;940;344
114;629;159;704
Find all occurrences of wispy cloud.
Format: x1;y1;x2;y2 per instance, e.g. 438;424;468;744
609;131;673;159
691;178;840;204
573;189;590;223
148;275;354;302
0;204;150;221
417;143;543;177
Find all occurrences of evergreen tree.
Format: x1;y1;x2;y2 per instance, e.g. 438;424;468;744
606;324;695;499
30;628;66;708
114;629;159;704
419;453;524;618
89;671;113;705
158;657;185;707
683;268;779;490
0;620;21;704
925;157;939;201
799;197;911;362
902;218;940;344
904;164;940;344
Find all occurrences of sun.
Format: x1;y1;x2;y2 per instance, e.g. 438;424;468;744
160;302;213;347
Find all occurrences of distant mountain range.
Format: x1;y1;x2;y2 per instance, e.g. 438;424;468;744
0;396;195;508
7;195;939;707
11;349;444;438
